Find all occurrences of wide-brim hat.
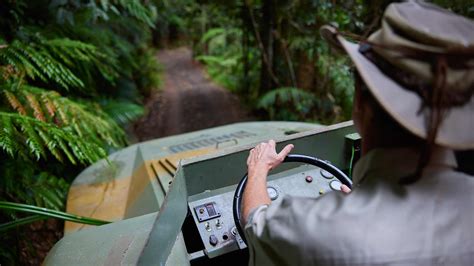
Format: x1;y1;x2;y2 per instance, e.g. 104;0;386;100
321;0;474;150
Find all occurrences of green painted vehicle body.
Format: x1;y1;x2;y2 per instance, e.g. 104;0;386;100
44;121;356;265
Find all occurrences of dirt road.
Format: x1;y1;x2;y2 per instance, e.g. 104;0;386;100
134;47;250;141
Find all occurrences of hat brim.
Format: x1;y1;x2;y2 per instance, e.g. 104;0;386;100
335;35;474;149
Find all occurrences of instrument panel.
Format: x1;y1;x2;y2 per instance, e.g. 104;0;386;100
187;164;344;258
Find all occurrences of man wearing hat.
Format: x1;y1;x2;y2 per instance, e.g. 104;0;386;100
242;1;474;265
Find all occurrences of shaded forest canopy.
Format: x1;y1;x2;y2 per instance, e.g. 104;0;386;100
0;0;472;264
155;0;473;123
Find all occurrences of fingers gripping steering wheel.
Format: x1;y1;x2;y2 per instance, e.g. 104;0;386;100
232;154;353;245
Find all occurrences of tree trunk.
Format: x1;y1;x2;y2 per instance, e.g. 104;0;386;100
296;50;316;91
259;0;276;94
241;4;250;96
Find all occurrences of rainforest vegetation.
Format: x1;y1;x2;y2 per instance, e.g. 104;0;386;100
0;0;472;264
0;0;159;263
156;0;472;122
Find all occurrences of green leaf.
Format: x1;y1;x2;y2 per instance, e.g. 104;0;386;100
0;202;111;233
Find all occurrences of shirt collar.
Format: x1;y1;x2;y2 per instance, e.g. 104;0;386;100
352;146;458;185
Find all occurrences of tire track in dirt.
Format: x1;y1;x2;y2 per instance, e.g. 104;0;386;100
134;47;251;141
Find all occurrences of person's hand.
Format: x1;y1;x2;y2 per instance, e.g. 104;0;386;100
247;140;294;179
242;140;293;223
340;184;352;194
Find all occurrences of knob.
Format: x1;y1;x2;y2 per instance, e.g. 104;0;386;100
329;180;342;191
320;169;333;179
209;235;218;246
267;186;279;200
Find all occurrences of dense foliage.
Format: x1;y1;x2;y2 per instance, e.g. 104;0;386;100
156;0;474;123
0;0;159;263
155;0;365;123
1;0;472;264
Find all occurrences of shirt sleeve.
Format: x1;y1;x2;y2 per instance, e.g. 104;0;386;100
243;196;322;266
244;203;286;266
243;193;355;266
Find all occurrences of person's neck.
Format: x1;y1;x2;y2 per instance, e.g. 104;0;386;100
361;129;423;156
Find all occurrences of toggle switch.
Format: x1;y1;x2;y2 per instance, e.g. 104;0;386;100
231;226;238;236
215;219;223;229
205;222;211;232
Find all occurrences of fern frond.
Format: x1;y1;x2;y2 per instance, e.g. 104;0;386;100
35;186;63;210
18;42;84;89
24;92;46;121
20;119;46;160
53;133;77;165
4;91;27;115
0;38;103;91
0;112;107;165
0;115;15;157
0;45;44;80
258;87;316;109
258;87;317;120
52;98;69;124
0;161;69;210
115;0;157;28
201;28;226;44
3;86;126;148
5;85;126;147
41;92;57;117
45;38;120;84
100;99;145;125
35;126;63;162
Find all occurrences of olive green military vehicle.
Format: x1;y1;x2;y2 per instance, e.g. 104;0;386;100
44;121;360;265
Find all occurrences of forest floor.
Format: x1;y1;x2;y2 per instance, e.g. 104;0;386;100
134;47;251;141
21;47;250;266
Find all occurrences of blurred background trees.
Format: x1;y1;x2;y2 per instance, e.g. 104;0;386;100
158;0;368;122
0;0;472;264
154;0;473;123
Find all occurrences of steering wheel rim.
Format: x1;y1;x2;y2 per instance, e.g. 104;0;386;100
232;154;353;245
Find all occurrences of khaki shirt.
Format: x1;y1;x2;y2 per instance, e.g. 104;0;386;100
244;147;474;265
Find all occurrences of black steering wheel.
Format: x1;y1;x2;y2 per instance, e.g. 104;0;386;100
232;154;352;245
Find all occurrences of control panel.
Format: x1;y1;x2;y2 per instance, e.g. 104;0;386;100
187;164;344;258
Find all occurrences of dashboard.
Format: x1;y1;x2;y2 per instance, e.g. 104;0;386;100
187;164;345;258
